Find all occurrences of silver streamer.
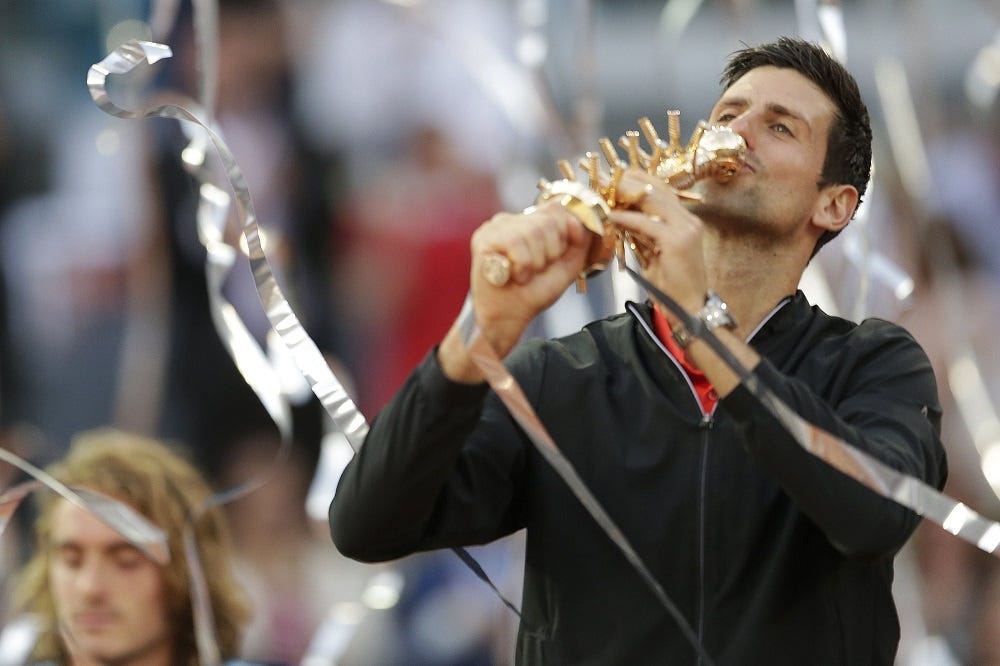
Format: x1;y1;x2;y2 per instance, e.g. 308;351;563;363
384;0;569;155
87;33;292;666
875;55;1000;502
794;0;914;320
87;29;375;662
451;250;1000;658
0;450;168;566
627;267;1000;559
301;571;404;665
658;0;707;41
456;295;715;665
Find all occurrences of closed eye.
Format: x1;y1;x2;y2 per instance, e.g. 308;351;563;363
110;544;146;570
55;544;83;569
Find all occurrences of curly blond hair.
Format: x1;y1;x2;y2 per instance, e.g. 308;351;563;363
12;428;251;664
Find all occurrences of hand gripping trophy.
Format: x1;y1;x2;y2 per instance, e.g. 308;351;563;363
482;111;747;291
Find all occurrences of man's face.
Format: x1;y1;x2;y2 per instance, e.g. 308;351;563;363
48;499;174;666
690;65;837;241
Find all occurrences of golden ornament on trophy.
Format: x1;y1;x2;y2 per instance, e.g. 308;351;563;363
482;110;747;290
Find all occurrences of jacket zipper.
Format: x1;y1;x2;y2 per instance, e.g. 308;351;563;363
626;300;790;661
627;301;718;661
697;413;713;665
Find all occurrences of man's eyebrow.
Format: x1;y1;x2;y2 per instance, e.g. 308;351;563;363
106;542;144;556
766;102;809;127
713;98;813;134
712;96;748;114
52;539;139;554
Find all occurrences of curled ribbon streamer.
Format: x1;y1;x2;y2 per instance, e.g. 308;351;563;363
795;0;914;322
149;0;182;42
874;55;1000;504
88;35;297;665
623;266;1000;557
88;33;388;664
0;452;168;565
456;296;715;666
454;260;1000;661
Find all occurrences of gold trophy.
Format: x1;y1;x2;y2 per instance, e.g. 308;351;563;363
482;110;747;291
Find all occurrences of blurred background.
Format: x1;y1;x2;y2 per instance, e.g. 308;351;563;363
1;0;1000;663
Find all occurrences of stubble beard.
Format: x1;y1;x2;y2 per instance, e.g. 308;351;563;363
685;179;765;232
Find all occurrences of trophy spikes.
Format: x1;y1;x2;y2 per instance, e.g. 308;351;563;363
481;110;747;291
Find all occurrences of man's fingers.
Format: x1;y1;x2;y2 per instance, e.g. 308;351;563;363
475;201;588;286
608;208;666;239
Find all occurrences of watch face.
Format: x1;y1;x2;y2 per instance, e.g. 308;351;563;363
701;292;737;330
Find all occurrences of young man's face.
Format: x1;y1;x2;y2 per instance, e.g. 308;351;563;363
48;499;174;666
689;65;839;242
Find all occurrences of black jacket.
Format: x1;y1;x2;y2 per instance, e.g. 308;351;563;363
331;294;947;665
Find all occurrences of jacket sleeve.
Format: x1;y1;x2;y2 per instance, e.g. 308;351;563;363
722;319;948;560
329;348;529;562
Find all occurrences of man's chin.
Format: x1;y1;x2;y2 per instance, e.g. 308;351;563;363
67;633;169;666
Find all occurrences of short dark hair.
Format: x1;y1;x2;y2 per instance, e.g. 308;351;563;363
721;37;872;255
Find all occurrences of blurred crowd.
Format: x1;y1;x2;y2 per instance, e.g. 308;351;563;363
1;0;1000;663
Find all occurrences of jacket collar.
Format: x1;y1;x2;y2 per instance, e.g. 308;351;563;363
626;290;802;347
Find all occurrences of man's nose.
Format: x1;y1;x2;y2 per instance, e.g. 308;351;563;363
726;113;755;150
75;560;110;598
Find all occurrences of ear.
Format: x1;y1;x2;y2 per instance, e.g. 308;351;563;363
811;184;859;234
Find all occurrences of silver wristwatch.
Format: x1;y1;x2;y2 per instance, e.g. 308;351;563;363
671;290;737;349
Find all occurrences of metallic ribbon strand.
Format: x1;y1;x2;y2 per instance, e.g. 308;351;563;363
88;32;525;662
89;20;390;661
623;266;1000;557
456;296;715;665
875;55;1000;503
88;35;298;666
451;254;1000;660
0;450;168;566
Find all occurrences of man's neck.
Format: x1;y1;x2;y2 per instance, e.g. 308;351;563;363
701;229;807;341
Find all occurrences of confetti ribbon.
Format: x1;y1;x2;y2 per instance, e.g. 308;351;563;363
0;450;168;566
451;251;1000;664
87;34;299;666
626;266;1000;555
87;31;519;663
455;295;715;665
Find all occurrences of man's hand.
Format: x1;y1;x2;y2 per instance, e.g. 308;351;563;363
609;171;709;323
439;198;592;383
609;170;760;397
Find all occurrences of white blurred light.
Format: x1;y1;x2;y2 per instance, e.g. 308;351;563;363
95;128;120;156
331;601;367;626
518;0;547;28
517;33;547;67
362;571;404;610
0;615;41;666
941;503;971;536
238;226;268;256
965;44;1000;110
980;444;1000;495
104;19;153;53
978;523;1000;553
